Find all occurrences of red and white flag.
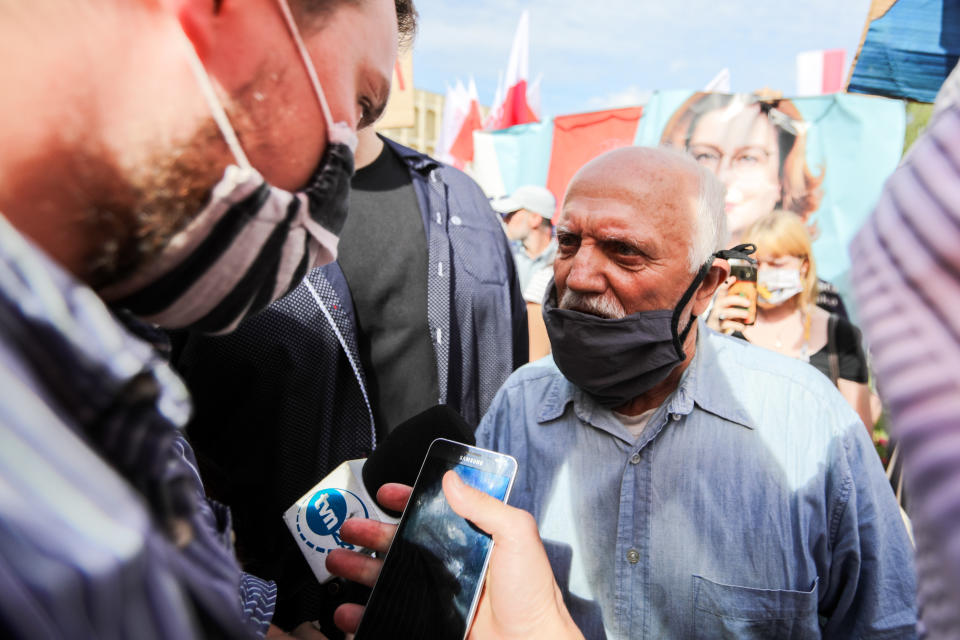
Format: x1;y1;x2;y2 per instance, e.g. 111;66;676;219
527;72;543;121
437;80;468;166
796;49;846;96
485;10;539;130
448;78;483;167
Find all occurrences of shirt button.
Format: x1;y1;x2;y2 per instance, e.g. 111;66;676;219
671;413;681;421
629;453;641;465
626;548;640;564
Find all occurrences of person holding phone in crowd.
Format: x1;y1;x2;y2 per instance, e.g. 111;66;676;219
713;210;874;430
328;474;585;640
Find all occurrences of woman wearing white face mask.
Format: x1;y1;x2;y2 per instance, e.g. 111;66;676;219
716;210;875;431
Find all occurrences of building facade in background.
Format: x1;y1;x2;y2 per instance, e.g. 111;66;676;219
378;88;489;157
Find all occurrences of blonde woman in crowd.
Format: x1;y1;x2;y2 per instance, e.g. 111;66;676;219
714;210;874;430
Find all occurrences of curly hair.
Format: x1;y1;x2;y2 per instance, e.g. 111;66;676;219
660;92;823;221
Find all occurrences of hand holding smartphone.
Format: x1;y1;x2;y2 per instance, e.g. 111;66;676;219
726;258;758;326
353;439;518;640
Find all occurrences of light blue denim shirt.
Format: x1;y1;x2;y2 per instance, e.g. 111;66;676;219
476;323;916;639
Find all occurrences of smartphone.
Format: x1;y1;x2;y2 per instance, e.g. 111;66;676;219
727;258;758;326
354;439;518;640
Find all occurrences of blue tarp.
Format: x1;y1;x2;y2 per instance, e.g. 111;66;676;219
848;0;960;102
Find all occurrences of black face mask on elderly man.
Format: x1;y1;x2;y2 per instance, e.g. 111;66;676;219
543;244;756;408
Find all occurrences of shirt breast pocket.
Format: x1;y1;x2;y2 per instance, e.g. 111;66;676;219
692;575;820;639
448;222;508;285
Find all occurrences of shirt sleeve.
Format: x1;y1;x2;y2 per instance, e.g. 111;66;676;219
818;421;917;638
170;435;277;638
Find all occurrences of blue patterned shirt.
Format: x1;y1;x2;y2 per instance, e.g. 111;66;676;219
0;215;275;639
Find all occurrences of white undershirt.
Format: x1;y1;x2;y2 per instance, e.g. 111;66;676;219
613;407;658;440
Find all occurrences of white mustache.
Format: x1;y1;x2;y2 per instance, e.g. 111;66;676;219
558;289;626;320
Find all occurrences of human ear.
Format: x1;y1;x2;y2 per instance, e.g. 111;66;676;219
162;0;218;60
163;0;264;96
692;261;730;316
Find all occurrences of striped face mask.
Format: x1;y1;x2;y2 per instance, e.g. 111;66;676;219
100;0;356;335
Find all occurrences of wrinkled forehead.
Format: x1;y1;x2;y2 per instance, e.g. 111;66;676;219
562;153;699;218
558;160;700;251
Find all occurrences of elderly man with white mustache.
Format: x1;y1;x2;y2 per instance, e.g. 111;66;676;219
474;146;917;639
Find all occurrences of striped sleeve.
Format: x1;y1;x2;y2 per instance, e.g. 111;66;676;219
850;103;960;637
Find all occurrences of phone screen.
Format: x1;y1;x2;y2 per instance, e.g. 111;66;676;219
354;439;517;640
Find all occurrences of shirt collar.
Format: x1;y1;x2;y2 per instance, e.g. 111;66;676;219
380;135;440;173
537;373;627;440
676;323;755;429
537;321;754;432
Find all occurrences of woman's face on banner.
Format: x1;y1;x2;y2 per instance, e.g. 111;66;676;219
687;103;782;241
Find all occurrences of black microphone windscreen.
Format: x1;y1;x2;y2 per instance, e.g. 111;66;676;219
361;405;475;501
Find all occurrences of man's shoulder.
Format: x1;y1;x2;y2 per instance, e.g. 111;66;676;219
383;137;494;217
502;355;565;390
482;357;565;415
700;328;860;433
434;164;495;211
705;328;837;389
382;137;474;185
477;357;566;446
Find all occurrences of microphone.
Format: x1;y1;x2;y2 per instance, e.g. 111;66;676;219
283;404;475;583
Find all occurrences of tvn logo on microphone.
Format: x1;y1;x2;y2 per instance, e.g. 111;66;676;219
293;488;370;554
284;459;397;583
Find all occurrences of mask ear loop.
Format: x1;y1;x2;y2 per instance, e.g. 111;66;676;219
669;244;758;357
274;0;356;152
179;31;252;171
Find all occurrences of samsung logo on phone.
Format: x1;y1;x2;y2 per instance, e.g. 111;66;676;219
460;454;484;467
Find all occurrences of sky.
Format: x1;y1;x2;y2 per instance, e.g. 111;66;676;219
408;0;875;116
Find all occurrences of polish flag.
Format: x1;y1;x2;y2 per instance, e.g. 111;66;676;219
483;71;505;130
795;49;846;96
449;78;484;167
437;79;468;165
486;11;539;130
527;72;543;120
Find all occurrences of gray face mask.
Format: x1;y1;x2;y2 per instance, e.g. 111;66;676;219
543;244;755;408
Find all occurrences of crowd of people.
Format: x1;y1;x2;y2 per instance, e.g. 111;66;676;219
1;0;958;638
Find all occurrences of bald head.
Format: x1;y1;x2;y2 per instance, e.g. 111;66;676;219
563;146;726;272
552;146;732;411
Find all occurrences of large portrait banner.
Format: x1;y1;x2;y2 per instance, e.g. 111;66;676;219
634;90;906;311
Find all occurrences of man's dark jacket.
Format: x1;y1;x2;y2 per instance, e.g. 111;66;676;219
171;138;527;629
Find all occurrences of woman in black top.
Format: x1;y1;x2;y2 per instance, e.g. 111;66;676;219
713;210;873;430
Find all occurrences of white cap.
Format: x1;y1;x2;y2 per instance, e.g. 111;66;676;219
491;185;557;221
